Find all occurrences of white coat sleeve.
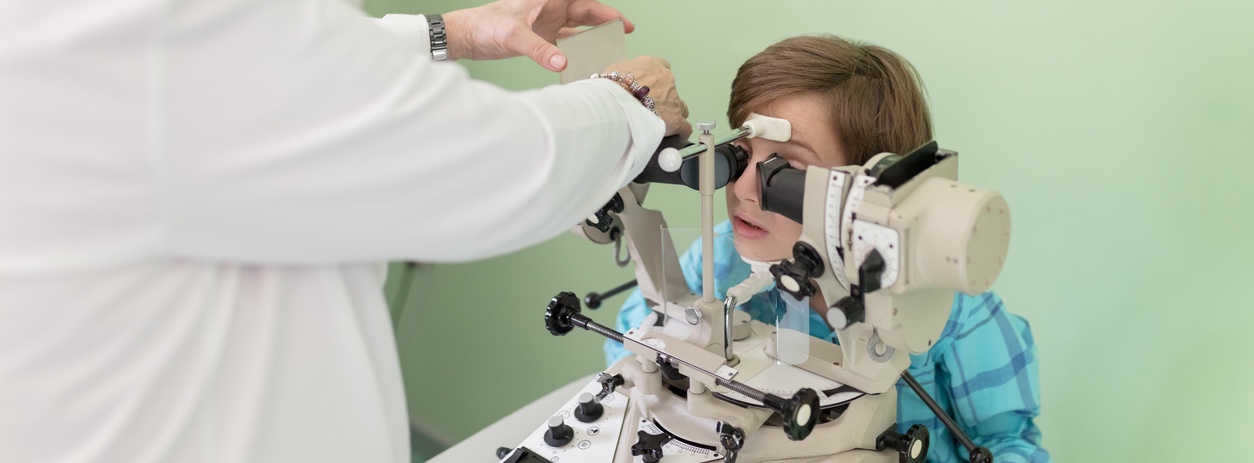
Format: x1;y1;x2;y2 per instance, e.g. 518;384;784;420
160;0;663;263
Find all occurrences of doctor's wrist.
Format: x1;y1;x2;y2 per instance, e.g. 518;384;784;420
591;72;656;115
438;9;470;61
425;14;448;61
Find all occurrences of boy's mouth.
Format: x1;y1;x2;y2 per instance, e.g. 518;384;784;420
732;213;769;239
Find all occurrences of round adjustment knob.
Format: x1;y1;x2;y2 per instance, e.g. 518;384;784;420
828;296;866;330
585;211;613;233
877;424;930;463
605;194;625;213
763;388;821;441
544;292;581;336
583;194;625;234
574;392;604;423
658;148;682;172
769;242;825;299
543;415;574;447
969;447;993;463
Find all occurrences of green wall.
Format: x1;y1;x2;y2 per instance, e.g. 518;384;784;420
367;1;1254;461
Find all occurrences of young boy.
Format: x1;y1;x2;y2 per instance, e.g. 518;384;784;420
606;35;1050;463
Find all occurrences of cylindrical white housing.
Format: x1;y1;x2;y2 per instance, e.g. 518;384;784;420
893;177;1011;295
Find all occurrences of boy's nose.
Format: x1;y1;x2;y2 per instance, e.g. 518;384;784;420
733;159;762;205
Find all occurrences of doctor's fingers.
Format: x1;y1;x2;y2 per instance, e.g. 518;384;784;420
602;56;689;137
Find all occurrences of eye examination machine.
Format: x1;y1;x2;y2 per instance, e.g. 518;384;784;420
485;112;1013;463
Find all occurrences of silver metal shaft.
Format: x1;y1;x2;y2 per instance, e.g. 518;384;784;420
698;124;716;304
723;296;737;361
678;126;750;162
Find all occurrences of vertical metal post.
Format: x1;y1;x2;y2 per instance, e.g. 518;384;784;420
698;122;716;304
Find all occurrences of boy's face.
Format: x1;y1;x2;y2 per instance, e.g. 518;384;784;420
727;95;849;262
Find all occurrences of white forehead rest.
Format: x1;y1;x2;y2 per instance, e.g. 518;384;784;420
742;113;792;142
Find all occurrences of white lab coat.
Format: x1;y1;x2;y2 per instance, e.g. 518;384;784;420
0;0;663;461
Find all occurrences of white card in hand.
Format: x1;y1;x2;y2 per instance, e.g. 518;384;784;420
557;19;627;84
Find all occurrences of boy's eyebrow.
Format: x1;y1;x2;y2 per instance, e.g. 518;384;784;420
788;136;817;156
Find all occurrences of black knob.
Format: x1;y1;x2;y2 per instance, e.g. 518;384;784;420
574;392;604;423
969;447;993;463
544;292;581;336
858;248;887;293
495;447;512;459
543;415;574;447
790;242;825;279
605;194;625;213
831;296;866;329
762;388;821;441
717;421;744;463
584;292;604;309
585;279;640;309
585;210;613;233
877;424;930;463
770;242;824;298
631;431;670;463
584;194;625;233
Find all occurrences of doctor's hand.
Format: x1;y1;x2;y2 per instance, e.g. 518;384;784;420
603;57;692;140
442;0;634;72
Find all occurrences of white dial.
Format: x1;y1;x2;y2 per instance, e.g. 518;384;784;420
841;176;875;255
850;221;900;289
824;170;851;291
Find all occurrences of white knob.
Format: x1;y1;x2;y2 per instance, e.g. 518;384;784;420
826;307;849;330
779;274;800;293
658;148;682;172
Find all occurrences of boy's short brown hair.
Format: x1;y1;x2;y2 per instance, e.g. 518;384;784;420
728;35;933;166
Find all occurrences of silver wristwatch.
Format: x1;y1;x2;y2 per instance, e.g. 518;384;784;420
427;14;448;62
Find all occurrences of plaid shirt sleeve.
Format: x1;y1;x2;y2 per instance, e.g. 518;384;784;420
898;292;1051;462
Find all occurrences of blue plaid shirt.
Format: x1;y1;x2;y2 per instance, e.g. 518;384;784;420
606;221;1050;462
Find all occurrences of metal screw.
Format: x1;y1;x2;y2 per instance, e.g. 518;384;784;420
684;307;702;324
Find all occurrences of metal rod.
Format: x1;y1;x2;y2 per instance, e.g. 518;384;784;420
676;127;751;162
901;371;977;452
584;279;639;309
723;296;737;361
699;125;716;304
571;314;626;344
715;377;768;402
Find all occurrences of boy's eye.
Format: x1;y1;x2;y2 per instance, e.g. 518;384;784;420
761;153;805;170
777;153;807;170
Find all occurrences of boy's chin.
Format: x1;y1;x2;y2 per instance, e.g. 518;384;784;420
732;241;788;263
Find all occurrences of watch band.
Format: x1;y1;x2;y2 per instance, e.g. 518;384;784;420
427;14;448;61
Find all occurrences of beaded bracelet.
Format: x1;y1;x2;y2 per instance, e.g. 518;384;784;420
591;71;657;115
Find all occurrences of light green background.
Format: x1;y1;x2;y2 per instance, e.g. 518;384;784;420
366;1;1254;461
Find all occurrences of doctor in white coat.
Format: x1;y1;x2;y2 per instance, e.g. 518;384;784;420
0;0;690;461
